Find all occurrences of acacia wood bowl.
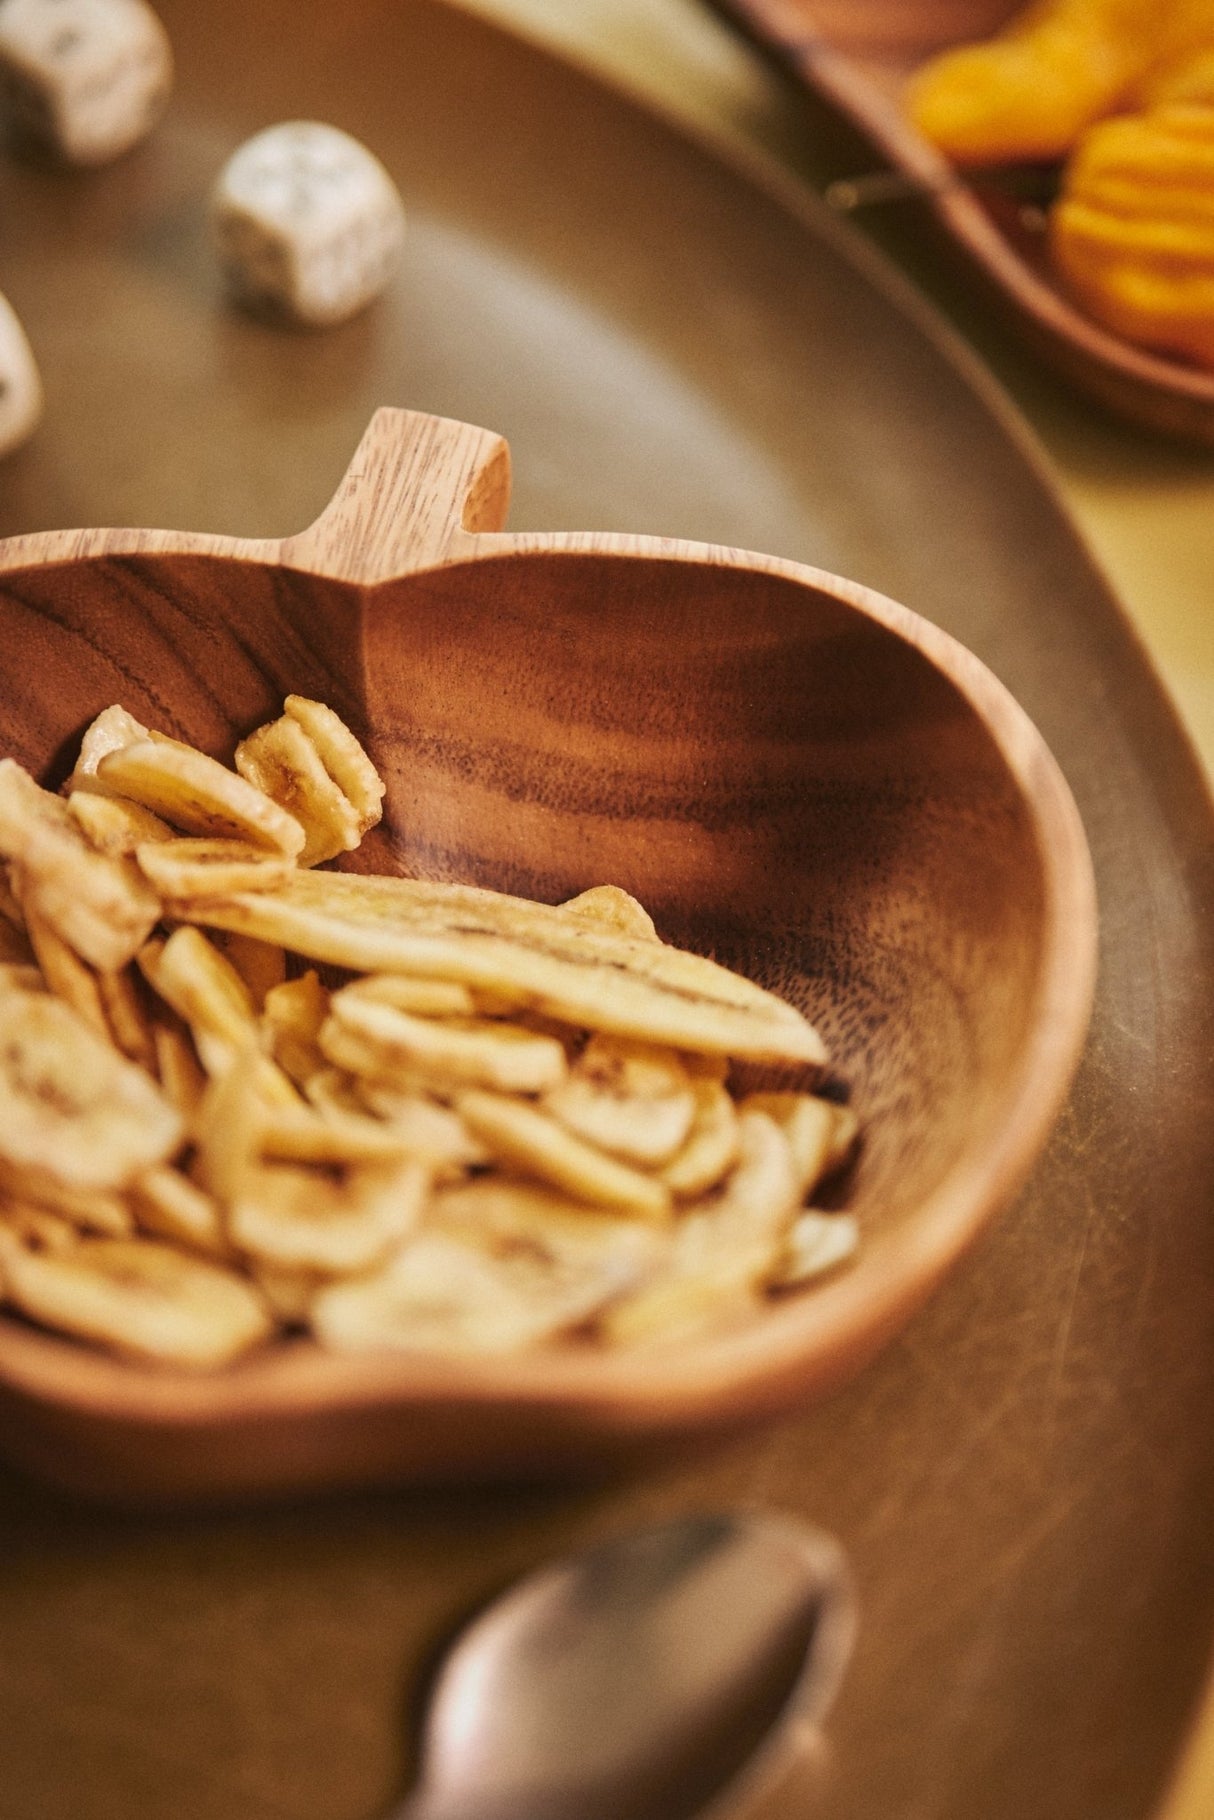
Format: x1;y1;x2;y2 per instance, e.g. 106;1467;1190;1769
0;407;1096;1503
709;0;1214;443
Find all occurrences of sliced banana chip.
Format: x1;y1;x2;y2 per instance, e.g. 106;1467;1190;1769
128;1165;227;1258
97;966;159;1073
0;761;161;971
431;1177;665;1275
338;973;477;1018
229;1155;429;1275
324;993;570;1096
91;740;305;857
255;1105;421;1166
769;1211;859;1289
456;1090;672;1221
0;864;25;931
0;1199;77;1261
283;695;384;831
602;1111;800;1344
559;884;658;941
182;870;825;1064
544;1034;695;1166
215;931;287;1009
261;970;328;1087
235;714;363;868
660;1079;740;1199
150;1014;208;1121
68;791;174;856
741;1091;839;1201
311;1231;627;1356
22;897;111;1037
0;988;182;1190
351;1082;489;1174
66;704;150;788
140;927;260;1065
0;1235;272;1368
0;1159;133;1237
136;838;296;898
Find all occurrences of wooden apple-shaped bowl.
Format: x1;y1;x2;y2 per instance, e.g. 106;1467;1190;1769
0;408;1096;1503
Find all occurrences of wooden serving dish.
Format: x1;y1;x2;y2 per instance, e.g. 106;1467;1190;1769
0;406;1096;1503
707;0;1214;443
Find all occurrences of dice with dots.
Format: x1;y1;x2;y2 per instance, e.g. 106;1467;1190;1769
211;121;406;329
0;0;172;166
0;292;42;457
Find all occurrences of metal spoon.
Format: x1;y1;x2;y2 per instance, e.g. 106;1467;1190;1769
393;1509;855;1820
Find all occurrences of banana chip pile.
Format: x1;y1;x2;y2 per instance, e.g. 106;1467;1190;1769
0;697;859;1370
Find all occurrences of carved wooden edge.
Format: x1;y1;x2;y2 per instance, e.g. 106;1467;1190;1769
0;408;513;584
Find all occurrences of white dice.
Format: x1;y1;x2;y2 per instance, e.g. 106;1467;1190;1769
0;291;41;457
0;0;172;166
211;121;406;329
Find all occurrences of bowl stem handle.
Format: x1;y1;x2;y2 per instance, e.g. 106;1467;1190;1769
282;408;512;584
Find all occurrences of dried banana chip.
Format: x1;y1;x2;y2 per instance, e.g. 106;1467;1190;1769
0;989;181;1190
140;927;260;1068
741;1091;839;1201
431;1177;665;1275
0;762;161;971
235;715;363;867
544;1034;694;1166
339;973;477;1017
136;837;295;898
456;1090;671;1221
0;1199;76;1261
228;1155;428;1275
659;1079;740;1199
312;1230;626;1356
560;884;658;941
0;1235;272;1368
66;704;150;787
351;1082;488;1174
128;1165;226;1257
97;967;159;1072
0;1159;133;1237
150;1014;208;1121
21;897;111;1036
283;695;384;830
768;1211;859;1289
214;931;287;1009
602;1111;799;1344
68;791;174;856
262;970;329;1086
92;740;305;857
256;1104;421;1166
182;871;825;1064
0;864;24;931
324;993;569;1096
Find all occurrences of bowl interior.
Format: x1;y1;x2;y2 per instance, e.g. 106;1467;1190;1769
1;543;1050;1260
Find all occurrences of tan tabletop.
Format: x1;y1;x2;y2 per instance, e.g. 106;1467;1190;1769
462;1;1214;1815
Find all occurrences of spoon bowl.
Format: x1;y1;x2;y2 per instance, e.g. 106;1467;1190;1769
398;1510;854;1820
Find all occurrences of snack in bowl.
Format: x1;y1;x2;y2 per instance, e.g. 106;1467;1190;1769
0;698;860;1369
0;405;1097;1499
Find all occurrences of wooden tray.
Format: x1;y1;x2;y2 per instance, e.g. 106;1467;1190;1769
705;0;1214;443
0;3;1210;1820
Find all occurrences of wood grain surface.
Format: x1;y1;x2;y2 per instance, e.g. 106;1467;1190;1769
0;5;1209;1820
707;0;1214;442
